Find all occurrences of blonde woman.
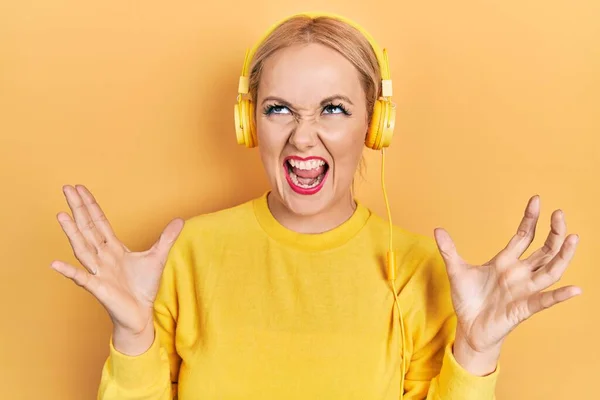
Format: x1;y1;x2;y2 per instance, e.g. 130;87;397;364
52;13;581;400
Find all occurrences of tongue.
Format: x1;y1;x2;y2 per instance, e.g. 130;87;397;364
292;165;325;179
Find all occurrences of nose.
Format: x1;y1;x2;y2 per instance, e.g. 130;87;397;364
288;118;319;152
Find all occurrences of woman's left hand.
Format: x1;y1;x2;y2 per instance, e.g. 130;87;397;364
434;195;582;375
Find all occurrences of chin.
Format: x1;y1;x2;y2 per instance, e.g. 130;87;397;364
274;178;335;217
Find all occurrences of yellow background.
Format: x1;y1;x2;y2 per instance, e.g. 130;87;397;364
1;0;598;398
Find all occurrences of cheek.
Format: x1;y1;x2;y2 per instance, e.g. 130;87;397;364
256;117;293;178
257;117;290;152
321;118;368;164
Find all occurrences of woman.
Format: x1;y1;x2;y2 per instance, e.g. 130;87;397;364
51;13;581;400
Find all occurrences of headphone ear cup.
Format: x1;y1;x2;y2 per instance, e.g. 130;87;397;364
365;100;383;150
365;100;395;150
246;100;257;148
234;99;258;148
379;101;395;149
234;102;246;146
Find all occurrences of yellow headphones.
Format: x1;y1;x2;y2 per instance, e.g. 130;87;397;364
233;12;396;151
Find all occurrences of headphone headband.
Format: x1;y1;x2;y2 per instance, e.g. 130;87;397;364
238;12;392;98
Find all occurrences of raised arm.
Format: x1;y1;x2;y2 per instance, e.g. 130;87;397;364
51;184;183;399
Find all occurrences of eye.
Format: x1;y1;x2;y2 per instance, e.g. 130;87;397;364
322;103;351;115
263;104;291;115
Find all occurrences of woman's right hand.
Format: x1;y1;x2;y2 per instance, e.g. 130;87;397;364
51;184;184;354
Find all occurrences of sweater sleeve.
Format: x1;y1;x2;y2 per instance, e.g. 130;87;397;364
97;234;183;400
402;244;499;399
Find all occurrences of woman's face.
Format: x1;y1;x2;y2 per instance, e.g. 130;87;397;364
256;43;368;217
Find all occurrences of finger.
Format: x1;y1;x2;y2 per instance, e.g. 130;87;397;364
501;195;540;260
149;218;185;266
433;228;466;277
526;209;567;270
56;212;101;275
50;260;100;293
526;285;582;317
63;185;106;250
531;234;579;292
75;185;121;251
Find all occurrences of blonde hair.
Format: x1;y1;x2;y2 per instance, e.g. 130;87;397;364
247;15;382;123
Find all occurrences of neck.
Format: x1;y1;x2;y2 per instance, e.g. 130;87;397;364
267;192;357;234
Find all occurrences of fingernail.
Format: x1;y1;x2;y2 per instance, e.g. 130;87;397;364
530;195;540;207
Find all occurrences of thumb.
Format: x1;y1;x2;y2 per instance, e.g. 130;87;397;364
434;227;465;277
150;218;185;264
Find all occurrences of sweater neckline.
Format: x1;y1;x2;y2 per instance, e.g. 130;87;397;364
252;191;371;252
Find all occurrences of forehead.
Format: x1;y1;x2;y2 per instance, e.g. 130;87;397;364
257;43;364;105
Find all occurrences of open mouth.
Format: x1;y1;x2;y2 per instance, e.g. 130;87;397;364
283;156;330;195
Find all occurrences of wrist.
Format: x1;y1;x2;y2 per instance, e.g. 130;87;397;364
112;319;155;356
453;332;501;376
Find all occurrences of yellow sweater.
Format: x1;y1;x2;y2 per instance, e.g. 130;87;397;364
98;192;498;399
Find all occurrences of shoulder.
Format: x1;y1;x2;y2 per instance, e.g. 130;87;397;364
160;196;261;285
186;199;255;233
366;210;447;289
170;195;260;252
365;210;441;265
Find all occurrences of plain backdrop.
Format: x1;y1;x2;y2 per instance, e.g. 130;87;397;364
1;0;598;399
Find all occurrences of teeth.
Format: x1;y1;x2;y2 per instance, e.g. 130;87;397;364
289;171;324;189
288;159;325;170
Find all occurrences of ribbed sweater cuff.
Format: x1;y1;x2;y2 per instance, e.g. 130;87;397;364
437;341;499;399
108;330;163;390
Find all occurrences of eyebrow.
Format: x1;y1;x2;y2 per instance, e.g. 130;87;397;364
260;94;354;108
